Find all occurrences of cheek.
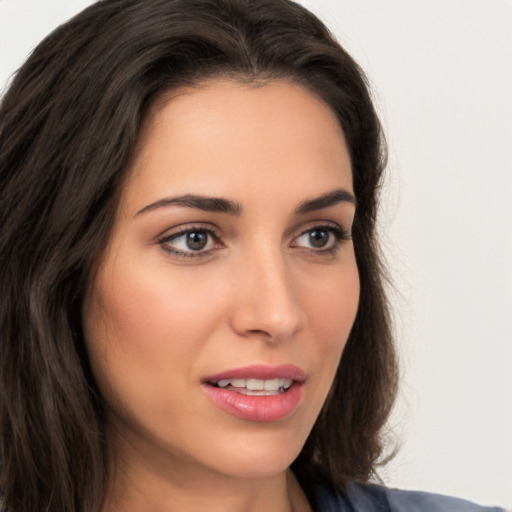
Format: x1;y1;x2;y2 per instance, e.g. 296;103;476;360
308;267;360;400
82;268;210;446
292;266;359;434
81;253;230;409
82;266;183;406
84;275;170;362
84;258;206;357
306;268;360;349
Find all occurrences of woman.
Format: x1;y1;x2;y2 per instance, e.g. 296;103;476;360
0;1;505;511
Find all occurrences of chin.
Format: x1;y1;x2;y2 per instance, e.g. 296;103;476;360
193;425;308;480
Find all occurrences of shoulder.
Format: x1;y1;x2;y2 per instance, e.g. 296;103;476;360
381;486;505;512
307;479;505;512
354;483;504;512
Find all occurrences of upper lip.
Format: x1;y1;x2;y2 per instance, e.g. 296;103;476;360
203;364;307;384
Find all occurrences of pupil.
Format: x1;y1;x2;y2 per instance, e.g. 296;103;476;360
186;231;208;250
309;230;329;248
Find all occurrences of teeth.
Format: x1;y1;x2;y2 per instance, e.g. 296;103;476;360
264;378;280;391
246;379;264;390
215;378;293;390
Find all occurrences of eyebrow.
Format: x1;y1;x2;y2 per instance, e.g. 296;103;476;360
135;194;242;216
135;188;355;217
295;189;356;214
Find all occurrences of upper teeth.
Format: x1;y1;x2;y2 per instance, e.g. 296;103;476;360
216;378;293;391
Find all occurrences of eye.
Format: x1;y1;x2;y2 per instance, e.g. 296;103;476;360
292;225;351;252
158;227;221;257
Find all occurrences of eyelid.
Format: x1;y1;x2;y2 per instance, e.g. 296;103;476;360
157;223;224;258
290;222;352;254
293;221;351;240
156;222;221;241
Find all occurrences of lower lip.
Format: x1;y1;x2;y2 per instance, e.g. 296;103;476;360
202;382;304;422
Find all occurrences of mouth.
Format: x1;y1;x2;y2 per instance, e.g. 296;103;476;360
202;364;306;422
208;377;293;396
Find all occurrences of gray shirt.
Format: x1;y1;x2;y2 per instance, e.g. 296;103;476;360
310;480;505;512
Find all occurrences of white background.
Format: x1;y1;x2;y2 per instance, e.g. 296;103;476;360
1;0;511;508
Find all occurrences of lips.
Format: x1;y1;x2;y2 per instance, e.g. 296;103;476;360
202;364;306;422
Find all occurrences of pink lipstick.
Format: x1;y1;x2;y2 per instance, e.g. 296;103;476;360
202;364;306;422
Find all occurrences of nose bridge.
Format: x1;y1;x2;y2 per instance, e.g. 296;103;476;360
230;243;305;341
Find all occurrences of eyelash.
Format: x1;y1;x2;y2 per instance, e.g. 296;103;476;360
157;223;351;259
157;225;222;259
292;224;352;257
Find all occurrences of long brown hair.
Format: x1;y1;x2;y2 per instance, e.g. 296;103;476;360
0;1;397;510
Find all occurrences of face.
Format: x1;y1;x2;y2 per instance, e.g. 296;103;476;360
82;81;359;483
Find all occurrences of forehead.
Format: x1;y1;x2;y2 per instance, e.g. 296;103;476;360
121;80;352;214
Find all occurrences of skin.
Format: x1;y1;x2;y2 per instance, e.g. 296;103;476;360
82;80;360;512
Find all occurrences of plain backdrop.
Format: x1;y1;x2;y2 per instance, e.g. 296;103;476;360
1;0;511;508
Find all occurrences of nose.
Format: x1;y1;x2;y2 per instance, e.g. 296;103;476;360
229;251;306;343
